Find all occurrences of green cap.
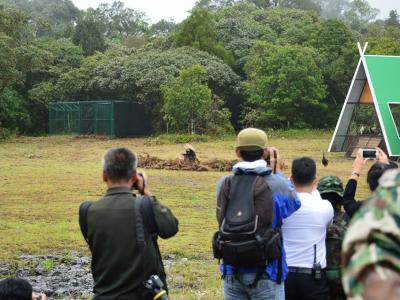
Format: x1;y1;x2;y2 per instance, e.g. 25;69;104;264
317;176;344;197
236;128;268;150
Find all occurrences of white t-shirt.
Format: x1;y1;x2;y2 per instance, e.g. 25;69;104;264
282;190;334;268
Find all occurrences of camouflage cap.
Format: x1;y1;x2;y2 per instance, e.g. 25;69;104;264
341;169;400;300
317;176;344;197
236;128;268;151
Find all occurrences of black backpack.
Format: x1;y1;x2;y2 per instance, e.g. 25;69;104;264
212;173;282;285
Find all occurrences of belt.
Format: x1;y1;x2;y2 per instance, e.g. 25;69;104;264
289;267;313;274
289;267;327;275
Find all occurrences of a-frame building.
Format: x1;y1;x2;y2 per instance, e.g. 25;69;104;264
329;44;400;157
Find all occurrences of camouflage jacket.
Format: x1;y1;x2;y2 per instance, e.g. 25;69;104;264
326;210;349;274
341;169;400;300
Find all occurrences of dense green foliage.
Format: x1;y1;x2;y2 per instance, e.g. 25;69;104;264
162;65;232;134
1;0;399;136
244;42;327;128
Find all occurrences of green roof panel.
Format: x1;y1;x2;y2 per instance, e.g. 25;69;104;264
364;55;400;156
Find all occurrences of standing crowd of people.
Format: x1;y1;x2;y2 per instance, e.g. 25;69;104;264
1;127;399;300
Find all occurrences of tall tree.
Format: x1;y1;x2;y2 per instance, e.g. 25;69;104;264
196;0;237;10
162;65;212;134
73;14;106;56
0;7;36;133
311;19;357;125
0;0;80;36
151;19;176;35
320;0;349;19
343;0;379;31
0;7;30;93
279;0;322;14
386;10;400;28
175;7;233;65
244;42;327;128
93;1;148;37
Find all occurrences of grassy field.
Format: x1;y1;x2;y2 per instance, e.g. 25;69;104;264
0;133;372;299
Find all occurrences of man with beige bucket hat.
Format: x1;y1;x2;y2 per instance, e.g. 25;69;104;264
213;128;301;300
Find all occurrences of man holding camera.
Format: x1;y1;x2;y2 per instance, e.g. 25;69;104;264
79;148;178;300
282;157;333;300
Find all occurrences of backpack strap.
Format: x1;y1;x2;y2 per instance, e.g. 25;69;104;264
217;176;232;225
79;201;93;244
276;220;283;284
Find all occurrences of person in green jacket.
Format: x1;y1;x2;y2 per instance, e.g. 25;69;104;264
81;147;179;300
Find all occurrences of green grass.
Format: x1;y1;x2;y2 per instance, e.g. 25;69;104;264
0;134;372;299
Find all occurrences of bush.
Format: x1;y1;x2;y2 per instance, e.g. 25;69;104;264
0;127;15;140
265;128;332;139
0;89;31;133
144;134;212;145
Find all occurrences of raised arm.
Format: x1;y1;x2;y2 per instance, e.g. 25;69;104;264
343;151;365;217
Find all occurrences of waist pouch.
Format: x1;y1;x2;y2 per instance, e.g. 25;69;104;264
326;269;341;280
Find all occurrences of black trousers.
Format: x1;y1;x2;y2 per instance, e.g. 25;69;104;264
285;270;330;300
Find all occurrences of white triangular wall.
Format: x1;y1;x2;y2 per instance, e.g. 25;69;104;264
328;58;367;152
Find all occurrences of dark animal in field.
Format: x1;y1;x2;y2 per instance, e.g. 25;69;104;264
322;152;329;167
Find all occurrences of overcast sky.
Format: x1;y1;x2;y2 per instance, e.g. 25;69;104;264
70;0;400;23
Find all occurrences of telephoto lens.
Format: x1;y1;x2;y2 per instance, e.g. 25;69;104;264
144;275;169;300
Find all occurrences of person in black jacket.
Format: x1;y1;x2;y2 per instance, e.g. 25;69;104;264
81;148;179;300
343;148;398;217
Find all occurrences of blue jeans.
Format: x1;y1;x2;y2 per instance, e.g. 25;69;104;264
223;273;285;300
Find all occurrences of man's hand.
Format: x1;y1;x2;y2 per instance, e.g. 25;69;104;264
351;151;368;180
266;147;285;173
32;293;47;300
376;147;390;164
133;172;152;196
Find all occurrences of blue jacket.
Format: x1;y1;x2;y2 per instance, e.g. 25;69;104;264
216;160;301;282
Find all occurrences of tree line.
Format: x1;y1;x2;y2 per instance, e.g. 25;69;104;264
1;0;400;137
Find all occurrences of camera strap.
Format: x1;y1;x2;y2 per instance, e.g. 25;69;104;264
134;196;168;292
134;197;147;251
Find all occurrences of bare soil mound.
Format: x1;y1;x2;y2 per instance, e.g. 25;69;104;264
138;154;235;172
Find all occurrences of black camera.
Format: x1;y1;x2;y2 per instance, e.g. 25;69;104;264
144;275;169;300
312;262;322;280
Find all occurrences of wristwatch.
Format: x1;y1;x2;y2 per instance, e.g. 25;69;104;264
351;171;360;177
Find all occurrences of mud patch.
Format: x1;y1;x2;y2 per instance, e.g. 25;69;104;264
138;154;235;172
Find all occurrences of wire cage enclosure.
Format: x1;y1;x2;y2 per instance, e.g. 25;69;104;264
49;101;151;137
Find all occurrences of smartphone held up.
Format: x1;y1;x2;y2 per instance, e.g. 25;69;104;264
359;148;377;159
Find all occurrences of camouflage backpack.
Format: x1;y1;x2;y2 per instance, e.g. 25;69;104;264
318;176;348;300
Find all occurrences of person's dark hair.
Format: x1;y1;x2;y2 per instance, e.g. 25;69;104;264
292;157;316;186
0;278;32;300
321;192;342;209
239;149;264;162
367;162;398;191
102;148;137;181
